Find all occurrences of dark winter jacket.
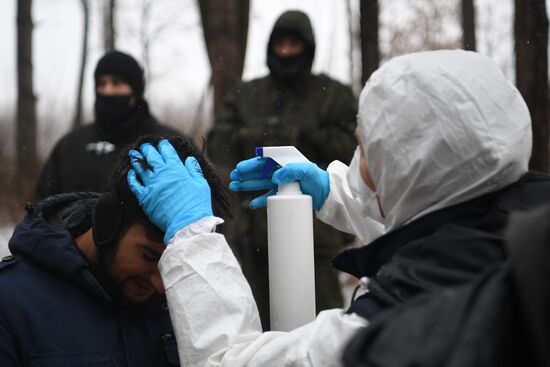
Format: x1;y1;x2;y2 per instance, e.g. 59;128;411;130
0;193;179;366
34;102;182;200
342;204;550;367
208;9;356;169
334;171;550;320
207;11;357;328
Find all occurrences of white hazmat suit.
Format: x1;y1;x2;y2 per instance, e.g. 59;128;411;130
159;50;532;366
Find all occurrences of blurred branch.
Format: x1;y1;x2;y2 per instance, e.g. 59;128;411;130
16;0;37;201
103;0;116;51
197;0;249;110
360;0;380;84
74;0;89;128
515;0;549;172
461;0;476;51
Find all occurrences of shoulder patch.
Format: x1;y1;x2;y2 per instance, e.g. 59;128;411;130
0;255;18;271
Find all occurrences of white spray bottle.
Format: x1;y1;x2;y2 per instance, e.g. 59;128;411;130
256;146;316;331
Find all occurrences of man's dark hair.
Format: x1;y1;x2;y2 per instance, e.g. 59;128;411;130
92;135;232;250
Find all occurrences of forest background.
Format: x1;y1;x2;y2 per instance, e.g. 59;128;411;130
0;0;548;256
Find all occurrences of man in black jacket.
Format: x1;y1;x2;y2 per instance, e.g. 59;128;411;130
34;50;182;200
0;135;230;366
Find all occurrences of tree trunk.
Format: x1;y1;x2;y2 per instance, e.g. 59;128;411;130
16;0;37;201
140;0;153;81
462;0;476;51
515;0;549;172
198;0;249;110
360;0;380;85
346;0;361;94
103;0;115;51
74;0;89;128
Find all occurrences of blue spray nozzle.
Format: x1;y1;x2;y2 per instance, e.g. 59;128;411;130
256;146;278;179
256;146;309;179
261;159;278;179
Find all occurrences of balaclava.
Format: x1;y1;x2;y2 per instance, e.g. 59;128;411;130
94;51;145;129
267;10;316;86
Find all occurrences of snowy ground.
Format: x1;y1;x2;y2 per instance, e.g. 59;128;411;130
0;226;13;258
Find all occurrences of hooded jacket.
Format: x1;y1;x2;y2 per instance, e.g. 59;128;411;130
34;102;182;201
266;10;316;85
207;10;357;326
0;193;179;366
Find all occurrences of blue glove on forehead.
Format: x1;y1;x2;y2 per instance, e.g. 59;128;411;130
127;139;213;245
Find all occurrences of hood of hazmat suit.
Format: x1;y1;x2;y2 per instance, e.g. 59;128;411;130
355;49;532;230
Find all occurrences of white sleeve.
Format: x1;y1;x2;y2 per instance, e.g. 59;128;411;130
316;160;385;245
159;231;368;367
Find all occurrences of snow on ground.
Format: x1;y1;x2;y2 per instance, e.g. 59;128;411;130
0;226;13;258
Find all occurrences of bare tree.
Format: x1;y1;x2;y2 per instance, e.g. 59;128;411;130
462;0;476;51
383;0;462;60
360;0;380;85
16;0;37;200
515;0;549;172
121;0;194;87
140;0;154;76
74;0;90;128
346;0;362;94
198;0;249;110
103;0;116;51
346;0;355;86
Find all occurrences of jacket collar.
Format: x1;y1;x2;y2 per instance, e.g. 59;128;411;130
9;192;111;301
332;184;505;279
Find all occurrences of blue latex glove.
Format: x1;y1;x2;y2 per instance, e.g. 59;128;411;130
273;162;330;211
229;157;278;209
230;157;330;211
127;139;213;245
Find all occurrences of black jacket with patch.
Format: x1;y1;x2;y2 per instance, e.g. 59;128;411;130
34;102;182;200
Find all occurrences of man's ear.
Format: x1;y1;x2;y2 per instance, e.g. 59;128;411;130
92;192;123;247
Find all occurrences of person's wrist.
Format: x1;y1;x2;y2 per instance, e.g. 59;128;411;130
163;208;214;245
314;169;330;211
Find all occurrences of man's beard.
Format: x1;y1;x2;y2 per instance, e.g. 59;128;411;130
94;244;144;313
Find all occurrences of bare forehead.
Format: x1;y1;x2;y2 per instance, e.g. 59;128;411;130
273;35;303;44
123;223;164;251
97;74;125;83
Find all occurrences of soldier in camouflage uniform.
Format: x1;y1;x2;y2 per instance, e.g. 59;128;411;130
207;10;357;330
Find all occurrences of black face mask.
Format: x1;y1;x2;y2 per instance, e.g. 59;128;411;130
267;51;313;86
94;95;136;130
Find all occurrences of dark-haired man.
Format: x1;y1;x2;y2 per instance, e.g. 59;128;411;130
34;50;182;200
0;136;229;366
208;10;357;329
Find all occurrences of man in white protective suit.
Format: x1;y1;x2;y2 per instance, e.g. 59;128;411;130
125;50;550;366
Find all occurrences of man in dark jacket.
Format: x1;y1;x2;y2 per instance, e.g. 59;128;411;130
207;10;357;329
0;135;229;366
34;50;182;200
